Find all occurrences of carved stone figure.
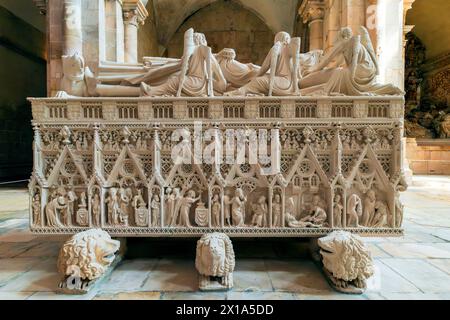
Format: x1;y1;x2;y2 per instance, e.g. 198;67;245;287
362;190;376;226
195;201;209;227
168;188;182;227
231;188;246;227
223;193;232;227
318;231;374;294
105;188;121;226
333;194;343;228
404;32;426;108
32;193;41;226
76;191;89;226
215;48;260;89
178;190;200;227
251;196;267;227
165;187;174;226
347;194;363;227
133;189;148;227
285;197;320;228
63;189;77;226
45;194;66;227
57;229;120;293
272;193;282;227
119;187;132;226
92;192;101;227
299;49;323;77
150;194;160;227
301;195;327;226
55;53;95;97
371;201;388;227
141;29;227;97
211;194;221;227
394;195;404;228
195;233;235;291
300;27;403;96
226;32;300;96
437;113;450;138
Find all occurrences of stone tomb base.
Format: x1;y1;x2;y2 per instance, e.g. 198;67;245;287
28;96;407;237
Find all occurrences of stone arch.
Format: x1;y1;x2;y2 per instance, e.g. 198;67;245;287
164;0;276;64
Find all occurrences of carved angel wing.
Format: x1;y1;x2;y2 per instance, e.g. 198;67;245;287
289;37;301;94
177;28;195;97
358;26;379;75
268;42;282;96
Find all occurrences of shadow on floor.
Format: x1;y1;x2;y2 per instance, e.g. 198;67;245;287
125;237;312;260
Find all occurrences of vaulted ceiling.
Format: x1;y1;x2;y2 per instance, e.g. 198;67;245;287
406;0;450;60
150;0;300;47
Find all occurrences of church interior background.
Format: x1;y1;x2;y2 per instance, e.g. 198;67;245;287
0;0;449;300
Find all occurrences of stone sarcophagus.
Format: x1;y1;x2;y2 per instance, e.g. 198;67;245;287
28;95;407;237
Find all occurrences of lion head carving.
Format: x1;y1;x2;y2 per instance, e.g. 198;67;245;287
318;231;374;291
57;229;120;281
195;233;235;289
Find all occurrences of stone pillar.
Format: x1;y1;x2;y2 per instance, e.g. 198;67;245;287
105;0;125;62
402;1;416;58
324;0;341;52
376;0;404;90
63;0;83;55
123;0;148;63
299;0;325;51
341;0;366;34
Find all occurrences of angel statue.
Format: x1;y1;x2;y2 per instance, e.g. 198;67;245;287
225;31;301;96
141;29;227;97
300;26;404;96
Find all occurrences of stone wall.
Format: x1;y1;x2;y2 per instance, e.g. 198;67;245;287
406;138;450;175
165;1;275;65
153;0;298;50
0;7;46;180
404;32;449;139
138;0;160;58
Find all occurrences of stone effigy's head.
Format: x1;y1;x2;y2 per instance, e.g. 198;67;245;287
61;52;85;79
216;48;236;61
194;32;207;46
339;27;353;41
318;231;374;288
274;194;281;203
235;187;244;199
367;189;376;201
57;229;120;281
195;232;235;277
274;31;291;45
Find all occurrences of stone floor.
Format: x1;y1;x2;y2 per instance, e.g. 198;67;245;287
0;175;449;300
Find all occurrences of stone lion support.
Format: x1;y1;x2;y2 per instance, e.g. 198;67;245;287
316;231;374;294
195;233;235;291
56;229;125;294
